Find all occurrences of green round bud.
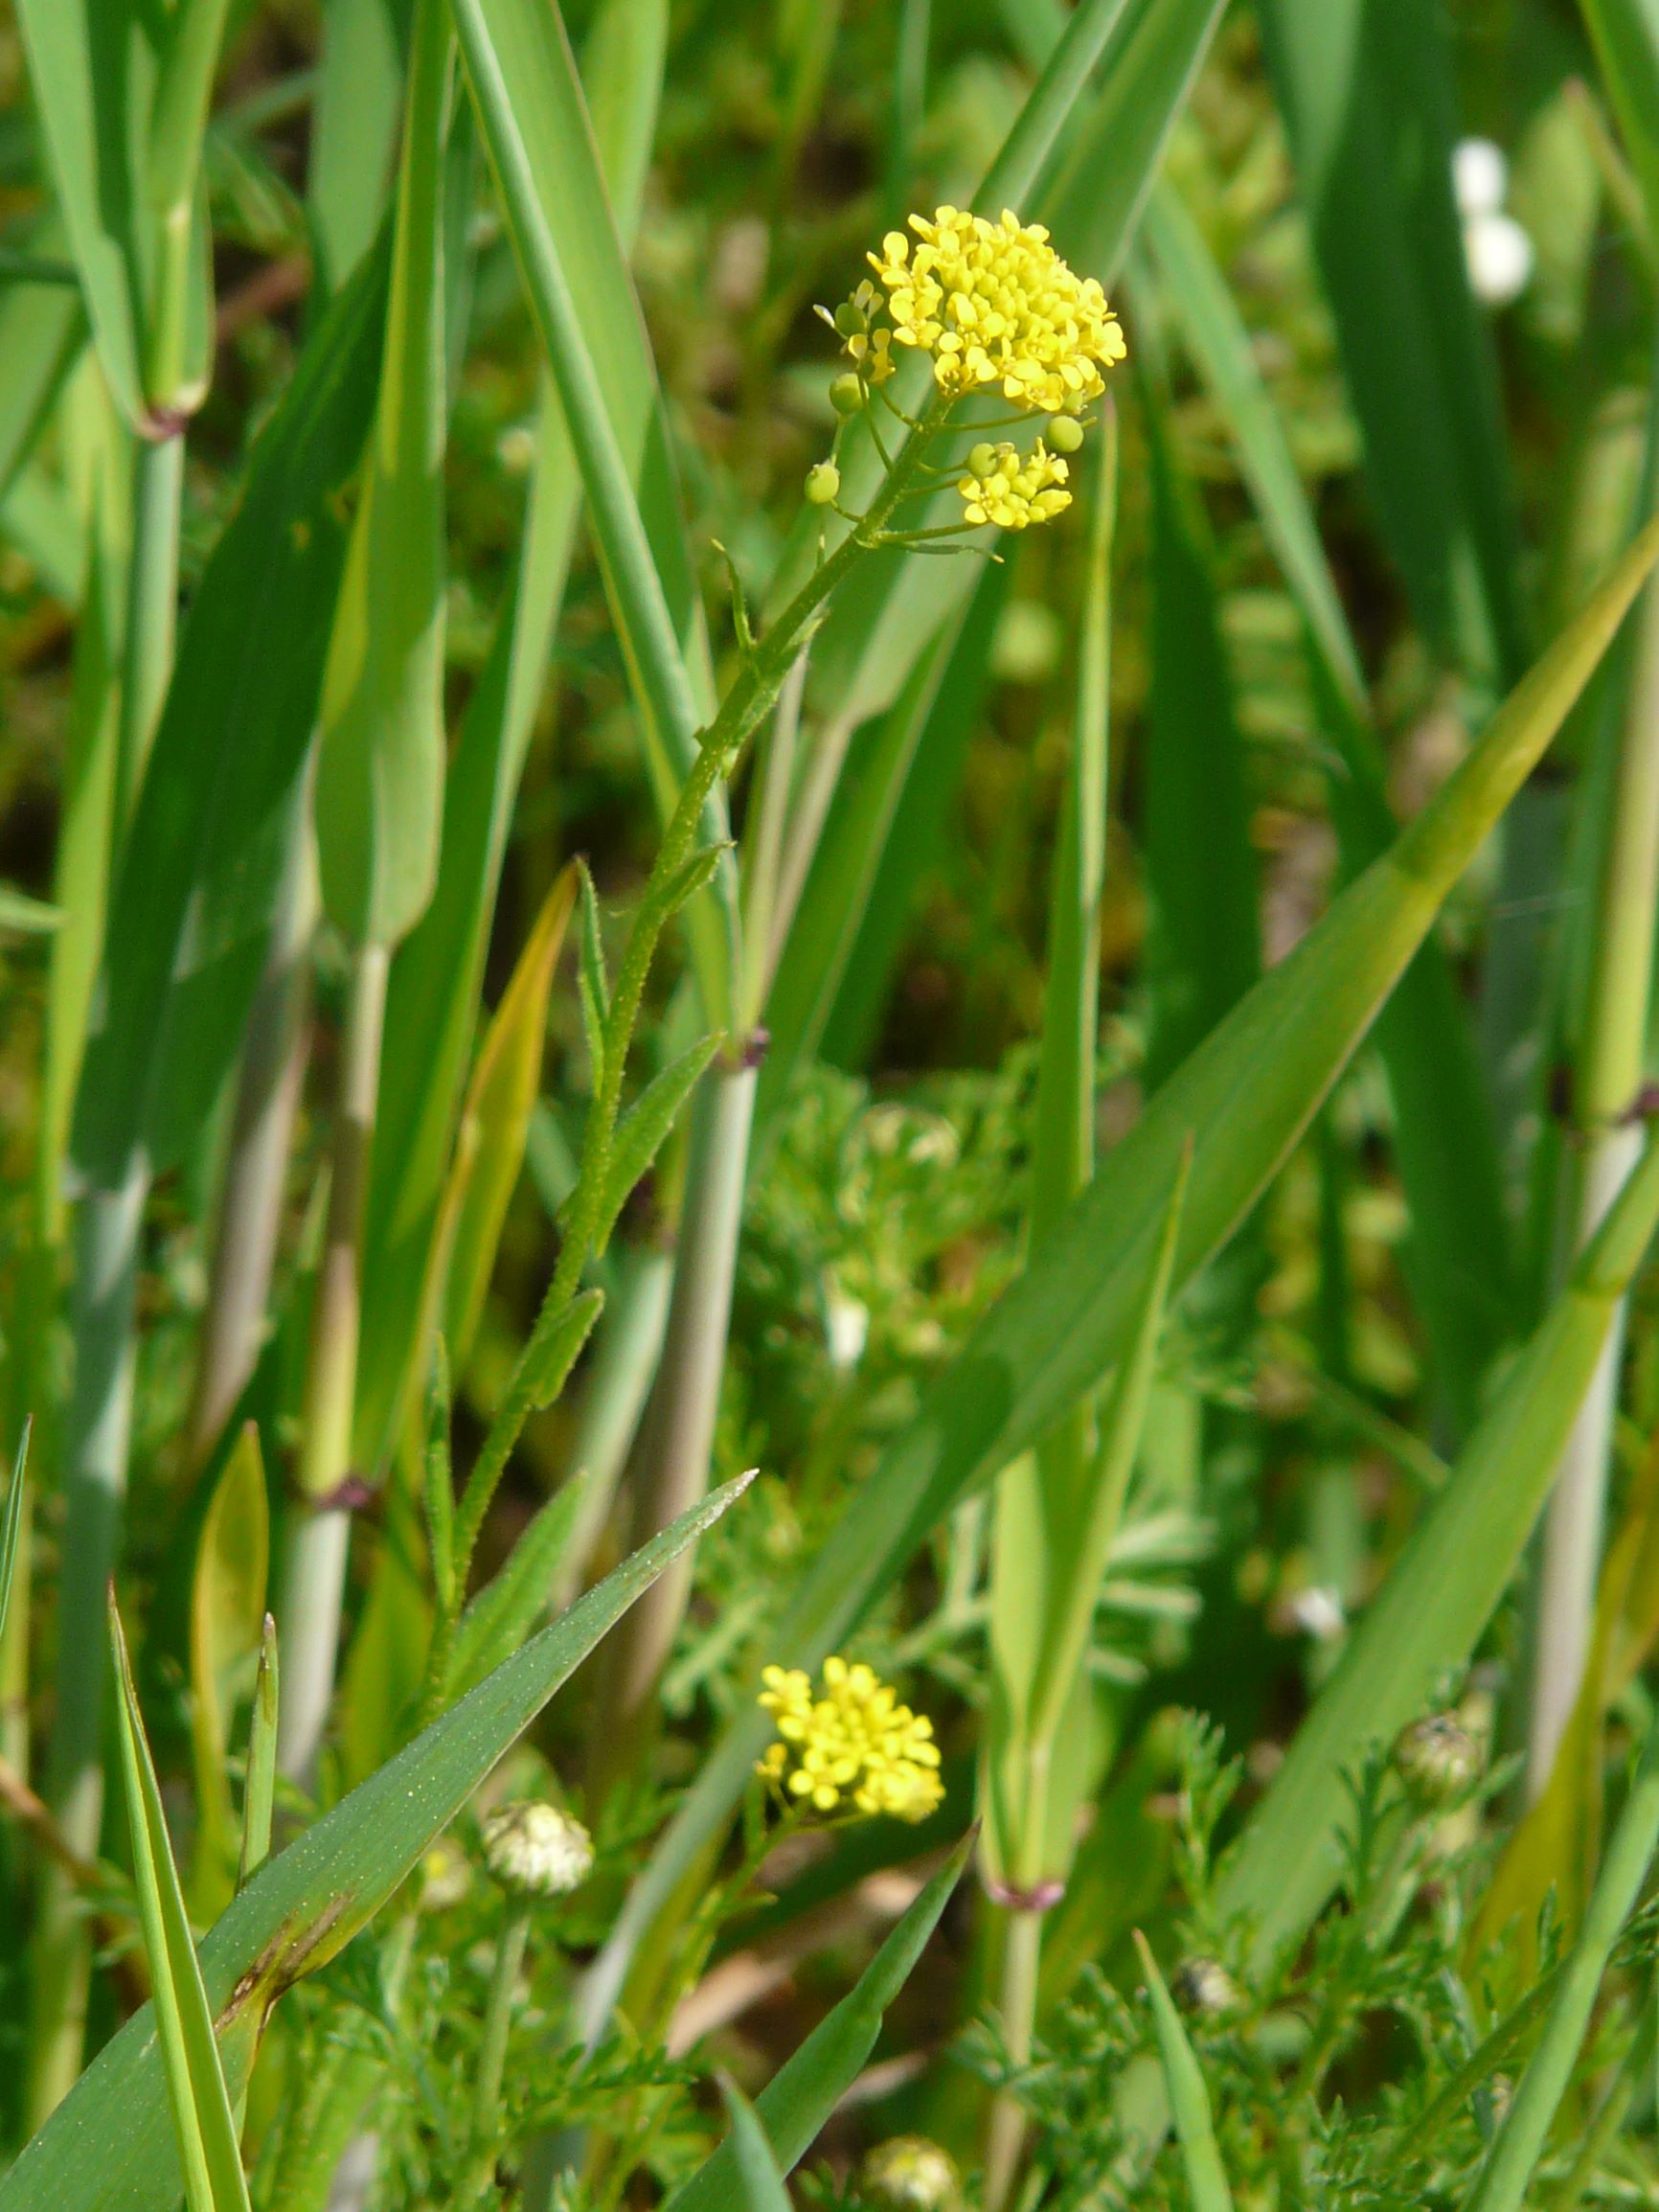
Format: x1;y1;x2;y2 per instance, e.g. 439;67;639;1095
859;2136;960;2212
830;373;865;417
806;462;841;506
833;300;869;338
1047;413;1085;454
967;443;998;480
1393;1713;1483;1808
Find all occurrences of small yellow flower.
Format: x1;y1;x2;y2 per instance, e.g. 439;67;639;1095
956;439;1071;530
866;206;1125;411
757;1656;943;1822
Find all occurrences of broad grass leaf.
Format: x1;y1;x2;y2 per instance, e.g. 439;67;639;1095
308;0;413;295
314;0;448;948
0;1480;752;2212
446;1477;587;1700
70;241;389;1189
582;519;1659;2036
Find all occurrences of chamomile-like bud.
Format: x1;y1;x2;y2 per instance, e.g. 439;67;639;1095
481;1801;593;1898
1172;1955;1242;2018
860;2136;960;2212
1393;1713;1483;1809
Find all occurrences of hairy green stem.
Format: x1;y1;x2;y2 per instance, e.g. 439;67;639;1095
275;941;390;1787
470;1900;533;2198
1527;556;1659;1799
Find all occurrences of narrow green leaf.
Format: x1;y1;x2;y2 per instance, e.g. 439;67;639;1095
663;1835;972;2212
450;0;735;1015
314;0;448;947
0;238;85;509
1258;0;1527;691
0;1421;31;1653
580;861;613;1089
1579;0;1659;247
143;0;235;409
110;1600;254;2212
446;1478;588;1699
1218;1135;1659;1967
597;1033;726;1255
13;0;146;424
454;1289;606;1565
442;869;580;1375
1141;382;1260;1089
238;1617;279;1889
71;240;389;1189
582;518;1659;2040
1132;1932;1235;2212
1463;1717;1659;2212
189;1425;270;1918
2;1481;754;2212
716;2077;795;2212
423;1342;456;1618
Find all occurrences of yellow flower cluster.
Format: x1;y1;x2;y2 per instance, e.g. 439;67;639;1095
869;207;1125;411
957;439;1071;530
758;1656;944;1821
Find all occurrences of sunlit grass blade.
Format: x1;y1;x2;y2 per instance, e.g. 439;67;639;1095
313;0;448;951
1132;1932;1235;2212
1461;1717;1659;2212
663;1835;971;2212
450;0;732;1014
581;517;1659;2040
1258;0;1526;692
110;1598;254;2212
0;1478;753;2212
0;252;84;508
445;1478;588;1700
1217;1135;1659;1967
12;0;146;425
308;0;407;295
716;2076;794;2212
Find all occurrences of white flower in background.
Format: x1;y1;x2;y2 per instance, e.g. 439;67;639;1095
1453;137;1534;308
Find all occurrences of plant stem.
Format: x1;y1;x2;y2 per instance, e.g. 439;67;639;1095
985;1906;1045;2212
588;1056;759;1802
275;941;390;1787
187;828;317;1469
1527;557;1659;1798
26;425;183;2129
470;1899;533;2198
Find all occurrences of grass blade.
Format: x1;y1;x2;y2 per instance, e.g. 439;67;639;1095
110;1599;254;2212
716;2077;795;2212
1217;1135;1659;1967
1462;1717;1659;2212
1132;1931;1235;2212
581;517;1659;2039
188;1425;269;1919
314;0;448;949
663;1835;972;2212
0;1478;753;2212
71;241;389;1189
238;1617;278;1889
0;1421;30;1653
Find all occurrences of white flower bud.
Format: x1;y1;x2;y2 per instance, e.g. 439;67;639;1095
481;1802;593;1898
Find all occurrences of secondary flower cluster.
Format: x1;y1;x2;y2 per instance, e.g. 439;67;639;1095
758;1655;944;1821
958;438;1072;529
868;206;1125;411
